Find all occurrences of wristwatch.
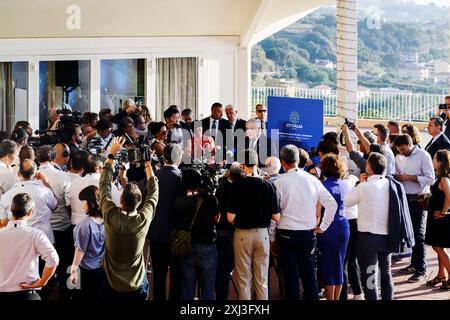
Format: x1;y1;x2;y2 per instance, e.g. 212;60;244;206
107;153;115;160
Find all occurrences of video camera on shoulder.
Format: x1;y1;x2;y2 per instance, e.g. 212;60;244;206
344;118;356;130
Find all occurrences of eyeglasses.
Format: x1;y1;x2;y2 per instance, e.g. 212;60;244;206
256;109;267;113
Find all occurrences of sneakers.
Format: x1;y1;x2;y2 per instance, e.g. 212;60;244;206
407;272;427;283
353;294;365;300
399;265;416;274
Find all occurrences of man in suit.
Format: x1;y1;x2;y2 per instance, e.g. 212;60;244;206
225;105;246;132
243;119;277;168
438;96;450;140
255;104;268;135
180;108;193;143
201;102;232;161
425;116;450;159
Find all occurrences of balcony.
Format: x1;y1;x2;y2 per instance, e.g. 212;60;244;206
252;86;444;123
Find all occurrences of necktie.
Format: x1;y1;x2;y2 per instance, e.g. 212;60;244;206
425;138;434;151
212;120;217;138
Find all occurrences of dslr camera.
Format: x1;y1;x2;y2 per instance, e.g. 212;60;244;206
344;118;356;130
126;143;159;167
439;103;448;110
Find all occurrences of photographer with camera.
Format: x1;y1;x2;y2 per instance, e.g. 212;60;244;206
438;96;450;141
85;119;114;155
174;169;220;300
100;136;159;300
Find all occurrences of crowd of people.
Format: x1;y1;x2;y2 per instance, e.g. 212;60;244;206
1;97;450;301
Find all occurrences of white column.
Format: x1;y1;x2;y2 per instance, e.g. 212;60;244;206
90;58;100;113
236;46;251;120
145;57;156;121
28;58;39;131
336;0;358;124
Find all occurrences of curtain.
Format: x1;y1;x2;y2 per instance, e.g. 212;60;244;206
0;62;14;133
156;57;198;120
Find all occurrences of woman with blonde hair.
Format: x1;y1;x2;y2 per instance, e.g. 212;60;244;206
425;149;450;290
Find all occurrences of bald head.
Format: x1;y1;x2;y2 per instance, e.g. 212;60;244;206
19;159;36;180
54;143;70;167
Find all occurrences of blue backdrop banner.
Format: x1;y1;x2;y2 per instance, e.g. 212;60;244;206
267;96;324;157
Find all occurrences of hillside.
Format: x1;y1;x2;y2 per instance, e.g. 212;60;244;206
251;0;449;93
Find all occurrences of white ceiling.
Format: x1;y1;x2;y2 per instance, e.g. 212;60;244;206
0;0;333;44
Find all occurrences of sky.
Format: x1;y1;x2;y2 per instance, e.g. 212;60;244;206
403;0;449;6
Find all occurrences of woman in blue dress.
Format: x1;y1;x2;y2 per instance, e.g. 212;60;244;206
316;154;350;300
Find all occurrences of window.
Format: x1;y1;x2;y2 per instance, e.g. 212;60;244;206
38;60;90;130
0;62;28;133
100;59;145;114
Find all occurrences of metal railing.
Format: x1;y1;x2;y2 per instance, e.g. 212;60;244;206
251;86;444;122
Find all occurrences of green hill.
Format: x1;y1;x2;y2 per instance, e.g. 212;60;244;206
251;0;449;93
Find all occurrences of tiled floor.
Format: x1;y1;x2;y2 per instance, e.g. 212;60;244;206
391;247;450;300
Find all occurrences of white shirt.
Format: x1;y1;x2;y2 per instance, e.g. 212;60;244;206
344;175;390;235
339;175;359;220
0;160;18;197
69;173;121;225
0;180;57;243
38;163;72;232
88;133;113;153
395;146;435;194
0;220;59;292
271;168;338;238
67;171;82;183
382;143;396;176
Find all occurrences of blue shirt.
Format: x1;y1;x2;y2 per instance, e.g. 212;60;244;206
73;216;105;270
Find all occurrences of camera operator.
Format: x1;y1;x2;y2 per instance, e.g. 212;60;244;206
86;119;114;154
438;96;450;141
119;117;139;147
65;124;84;156
174;169;220;300
100;136;159;300
14;121;33;138
148;144;185;301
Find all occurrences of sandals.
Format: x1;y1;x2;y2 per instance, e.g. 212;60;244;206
426;276;446;286
441;280;450;290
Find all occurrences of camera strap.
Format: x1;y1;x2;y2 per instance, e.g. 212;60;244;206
104;135;114;151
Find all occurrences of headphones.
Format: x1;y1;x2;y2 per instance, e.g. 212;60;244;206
56;143;70;158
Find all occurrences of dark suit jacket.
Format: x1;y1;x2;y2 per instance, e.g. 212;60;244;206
201;117;232;151
243;135;278;167
233;119;247;132
387;177;415;253
425;133;450;159
148;166;185;243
